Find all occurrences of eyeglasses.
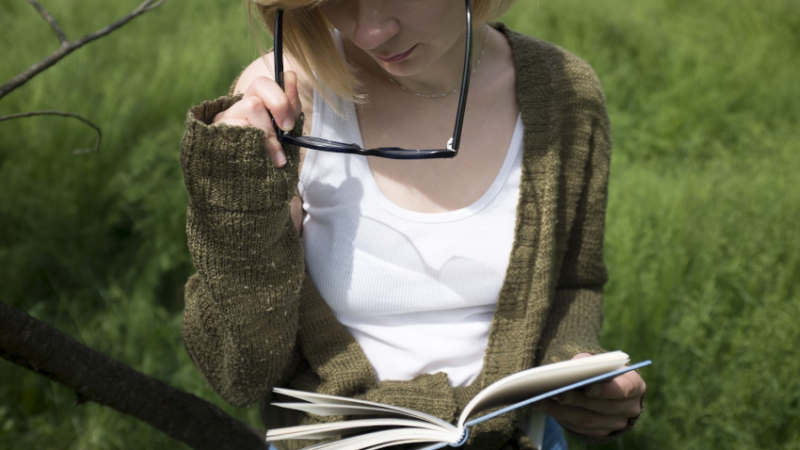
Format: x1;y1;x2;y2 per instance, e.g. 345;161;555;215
273;0;473;160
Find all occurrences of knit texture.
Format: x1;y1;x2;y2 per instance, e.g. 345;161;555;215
180;24;637;449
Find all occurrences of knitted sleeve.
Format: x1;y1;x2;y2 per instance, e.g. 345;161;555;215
536;51;612;366
180;95;306;407
534;49;642;444
537;117;611;365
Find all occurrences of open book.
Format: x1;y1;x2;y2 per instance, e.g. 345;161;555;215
266;351;651;450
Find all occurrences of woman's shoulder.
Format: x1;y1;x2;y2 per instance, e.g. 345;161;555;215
231;55;271;95
495;23;606;109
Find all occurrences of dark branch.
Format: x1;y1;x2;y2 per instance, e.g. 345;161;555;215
0;0;169;100
26;0;68;45
0;110;101;154
144;0;170;12
0;301;268;450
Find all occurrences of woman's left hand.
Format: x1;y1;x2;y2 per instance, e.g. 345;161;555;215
535;353;646;438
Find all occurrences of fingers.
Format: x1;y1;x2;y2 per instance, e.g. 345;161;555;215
238;95;276;134
283;71;303;120
549;370;644;416
244;76;297;132
553;390;643;418
534;368;646;438
238;95;288;167
534;400;631;438
585;370;646;401
213;95;287;167
211;75;302;168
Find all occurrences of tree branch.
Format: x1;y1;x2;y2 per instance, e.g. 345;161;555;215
26;0;68;45
0;110;101;154
0;300;269;450
0;0;169;100
144;0;170;12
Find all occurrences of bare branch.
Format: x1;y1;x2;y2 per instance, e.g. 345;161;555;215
0;0;170;100
0;300;269;450
26;0;68;45
144;0;170;12
0;110;101;154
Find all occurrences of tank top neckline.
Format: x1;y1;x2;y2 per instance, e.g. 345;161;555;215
342;98;523;224
302;29;524;224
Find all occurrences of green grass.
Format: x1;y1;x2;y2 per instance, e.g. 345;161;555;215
1;0;798;448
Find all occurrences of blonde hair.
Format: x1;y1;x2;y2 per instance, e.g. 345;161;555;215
247;0;516;105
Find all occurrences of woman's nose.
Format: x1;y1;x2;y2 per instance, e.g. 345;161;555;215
348;1;400;50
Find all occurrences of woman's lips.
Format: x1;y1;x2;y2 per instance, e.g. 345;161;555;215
375;45;417;63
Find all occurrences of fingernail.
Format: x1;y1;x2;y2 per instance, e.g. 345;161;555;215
558;392;575;405
282;118;294;131
275;150;286;167
588;385;602;397
536;401;550;412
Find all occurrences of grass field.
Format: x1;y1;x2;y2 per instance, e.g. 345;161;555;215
1;0;798;448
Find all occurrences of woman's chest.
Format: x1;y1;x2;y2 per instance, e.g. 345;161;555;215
356;77;519;214
299;147;523;315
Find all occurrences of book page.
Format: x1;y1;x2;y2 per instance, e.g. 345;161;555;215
273;388;455;430
301;428;455;450
267;418;452;441
458;351;630;427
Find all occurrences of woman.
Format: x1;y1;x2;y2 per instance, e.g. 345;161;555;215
180;0;646;449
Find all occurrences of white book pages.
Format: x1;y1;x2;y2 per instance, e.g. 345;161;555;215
267;418;446;440
409;444;450;450
458;351;630;427
273;388;455;430
287;432;450;450
308;428;455;450
363;439;444;450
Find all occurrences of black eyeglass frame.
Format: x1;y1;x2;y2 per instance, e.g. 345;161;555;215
272;0;473;160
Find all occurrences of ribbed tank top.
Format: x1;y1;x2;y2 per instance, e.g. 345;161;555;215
299;74;524;388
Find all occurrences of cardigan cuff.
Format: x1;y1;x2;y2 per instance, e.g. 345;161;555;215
180;94;305;214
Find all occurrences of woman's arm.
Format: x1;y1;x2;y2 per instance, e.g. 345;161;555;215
537;106;612;366
180;93;306;407
533;60;646;441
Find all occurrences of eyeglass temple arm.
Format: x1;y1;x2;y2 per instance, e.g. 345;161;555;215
273;1;472;154
274;9;286;135
449;0;472;153
274;10;284;88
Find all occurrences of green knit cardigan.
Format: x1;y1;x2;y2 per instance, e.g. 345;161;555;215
180;24;631;449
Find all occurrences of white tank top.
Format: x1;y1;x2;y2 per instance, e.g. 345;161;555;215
299;81;524;388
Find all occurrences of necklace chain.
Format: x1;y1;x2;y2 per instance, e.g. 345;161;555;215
383;28;490;99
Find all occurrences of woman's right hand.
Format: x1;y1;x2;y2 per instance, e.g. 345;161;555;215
212;71;302;168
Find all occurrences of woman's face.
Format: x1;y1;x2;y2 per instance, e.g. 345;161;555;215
318;0;469;78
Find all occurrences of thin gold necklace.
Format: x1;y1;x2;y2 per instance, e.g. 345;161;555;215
382;27;490;99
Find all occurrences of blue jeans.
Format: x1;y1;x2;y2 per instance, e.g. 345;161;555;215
268;419;568;450
543;415;569;450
